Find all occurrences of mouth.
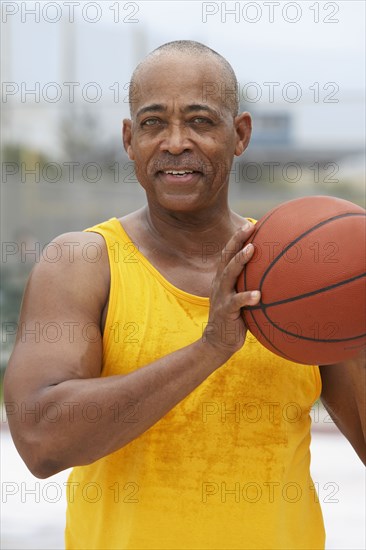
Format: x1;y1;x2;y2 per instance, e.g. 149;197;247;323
156;168;203;185
162;170;195;177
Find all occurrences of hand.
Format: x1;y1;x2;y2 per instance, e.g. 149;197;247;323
202;221;261;361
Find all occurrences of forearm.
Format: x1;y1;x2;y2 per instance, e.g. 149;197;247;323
347;351;366;438
320;349;366;464
7;339;227;478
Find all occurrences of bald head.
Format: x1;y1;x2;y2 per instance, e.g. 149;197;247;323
129;40;239;117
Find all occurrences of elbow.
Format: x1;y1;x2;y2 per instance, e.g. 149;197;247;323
24;440;72;478
26;456;64;479
9;430;68;479
352;440;366;466
16;437;96;479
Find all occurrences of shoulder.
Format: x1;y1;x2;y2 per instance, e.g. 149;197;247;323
26;230;110;315
51;230;108;264
38;230;108;276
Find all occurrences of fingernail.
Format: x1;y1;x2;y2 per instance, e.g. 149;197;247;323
244;243;254;253
250;291;260;301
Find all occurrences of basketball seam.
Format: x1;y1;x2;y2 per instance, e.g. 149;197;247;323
249;272;366;310
259;312;366;343
258;212;366;290
245;308;298;362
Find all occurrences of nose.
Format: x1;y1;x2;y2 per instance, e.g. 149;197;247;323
160;122;192;155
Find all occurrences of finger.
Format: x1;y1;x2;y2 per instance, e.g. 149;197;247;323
219;242;256;294
216;221;255;276
222;288;261;322
231;289;261;311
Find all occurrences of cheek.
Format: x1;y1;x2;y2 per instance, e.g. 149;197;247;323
211;127;236;148
132;152;153;183
131;135;155;161
129;142;147;169
211;136;236;163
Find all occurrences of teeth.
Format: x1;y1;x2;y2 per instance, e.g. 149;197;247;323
164;170;193;175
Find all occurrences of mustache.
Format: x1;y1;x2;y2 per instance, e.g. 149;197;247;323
151;156;207;173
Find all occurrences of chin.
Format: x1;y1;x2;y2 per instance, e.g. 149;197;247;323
153;194;207;213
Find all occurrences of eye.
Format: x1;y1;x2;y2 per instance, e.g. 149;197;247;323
141;118;160;127
191;117;212;124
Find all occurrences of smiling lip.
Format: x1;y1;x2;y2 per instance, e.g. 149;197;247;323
157;170;202;184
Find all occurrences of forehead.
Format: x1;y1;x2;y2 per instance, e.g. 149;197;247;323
131;54;229;115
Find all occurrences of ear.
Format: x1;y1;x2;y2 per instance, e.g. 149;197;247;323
234;112;252;157
122;119;135;160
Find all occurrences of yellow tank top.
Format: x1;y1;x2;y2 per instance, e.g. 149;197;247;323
65;217;325;549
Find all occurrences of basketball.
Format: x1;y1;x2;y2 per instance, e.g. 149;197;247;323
237;195;366;365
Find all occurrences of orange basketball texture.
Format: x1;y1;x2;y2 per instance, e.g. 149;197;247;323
237;196;366;365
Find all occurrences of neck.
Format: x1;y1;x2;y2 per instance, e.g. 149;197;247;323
143;202;244;259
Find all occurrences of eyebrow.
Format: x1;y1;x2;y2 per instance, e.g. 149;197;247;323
183;104;220;117
136;103;220;118
136;104;166;118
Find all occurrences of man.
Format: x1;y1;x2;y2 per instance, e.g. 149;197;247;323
5;41;365;549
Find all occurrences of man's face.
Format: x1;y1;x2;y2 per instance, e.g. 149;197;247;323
123;54;251;213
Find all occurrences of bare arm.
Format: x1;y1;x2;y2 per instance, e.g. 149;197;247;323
320;350;366;464
4;224;259;478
